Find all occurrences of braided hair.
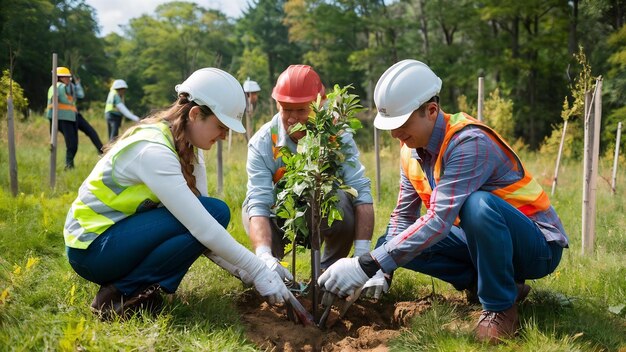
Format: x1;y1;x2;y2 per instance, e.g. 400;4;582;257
103;93;213;196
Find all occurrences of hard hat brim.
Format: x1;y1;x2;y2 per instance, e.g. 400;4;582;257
373;111;412;130
271;91;322;104
215;113;246;134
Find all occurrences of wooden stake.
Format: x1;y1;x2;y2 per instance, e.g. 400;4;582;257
611;122;622;195
246;94;254;141
477;77;484;122
551;120;568;196
7;85;18;196
582;78;601;255
50;53;59;189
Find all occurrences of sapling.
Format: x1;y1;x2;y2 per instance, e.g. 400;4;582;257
274;84;363;321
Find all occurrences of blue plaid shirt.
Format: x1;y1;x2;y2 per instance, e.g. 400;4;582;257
372;112;569;273
243;113;373;218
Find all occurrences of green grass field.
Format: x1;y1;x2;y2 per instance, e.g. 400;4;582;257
1;111;625;351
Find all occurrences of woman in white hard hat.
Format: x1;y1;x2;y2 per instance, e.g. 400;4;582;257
65;68;290;320
104;79;140;141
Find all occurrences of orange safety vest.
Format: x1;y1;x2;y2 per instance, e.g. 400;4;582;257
47;83;77;112
271;125;287;183
400;112;550;219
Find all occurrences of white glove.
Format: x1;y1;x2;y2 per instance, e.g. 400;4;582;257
362;269;389;300
353;239;371;258
252;267;290;305
318;257;369;298
256;246;293;281
204;251;253;285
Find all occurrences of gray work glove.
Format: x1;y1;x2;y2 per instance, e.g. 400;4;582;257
256;246;293;281
361;269;390;300
253;267;291;305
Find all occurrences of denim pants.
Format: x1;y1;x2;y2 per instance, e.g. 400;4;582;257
51;119;79;169
242;190;355;269
66;197;230;296
106;112;123;141
384;191;563;311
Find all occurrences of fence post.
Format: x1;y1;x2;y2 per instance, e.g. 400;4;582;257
611;122;622;195
551;120;568;196
50;53;58;189
581;78;601;255
477;76;484;122
7;86;18;196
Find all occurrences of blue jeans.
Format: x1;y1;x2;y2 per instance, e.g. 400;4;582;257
106;112;122;141
67;197;230;295
385;191;563;311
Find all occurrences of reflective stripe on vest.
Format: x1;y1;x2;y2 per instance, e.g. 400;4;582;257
105;89;121;114
46;82;77;116
63;122;177;249
400;112;550;219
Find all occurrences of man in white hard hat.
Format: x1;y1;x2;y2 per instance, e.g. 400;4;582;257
105;79;140;141
242;77;261;138
243;77;261;107
318;59;569;344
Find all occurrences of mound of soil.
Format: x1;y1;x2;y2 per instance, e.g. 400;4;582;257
236;292;433;351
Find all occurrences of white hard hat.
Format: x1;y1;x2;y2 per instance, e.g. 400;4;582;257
373;59;442;130
243;77;261;93
175;68;246;133
112;79;128;90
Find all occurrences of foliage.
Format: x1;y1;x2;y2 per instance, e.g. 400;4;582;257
0;70;28;118
274;85;363;247
482;88;515;143
538;120;584;160
603;23;626;152
539;46;595;159
237;0;299;85
1;113;626;350
110;2;236;111
0;0;109;111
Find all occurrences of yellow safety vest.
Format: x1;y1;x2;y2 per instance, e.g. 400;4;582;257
105;89;121;115
400;112;550;219
63;122;177;249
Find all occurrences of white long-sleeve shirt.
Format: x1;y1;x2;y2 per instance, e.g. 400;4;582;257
113;141;264;277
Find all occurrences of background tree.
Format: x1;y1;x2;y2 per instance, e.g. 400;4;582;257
109;2;236;111
237;0;300;88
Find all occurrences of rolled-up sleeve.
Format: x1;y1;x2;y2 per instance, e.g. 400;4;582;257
244;142;276;218
339;133;373;205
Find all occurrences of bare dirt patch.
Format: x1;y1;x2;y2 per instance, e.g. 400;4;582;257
236;292;434;351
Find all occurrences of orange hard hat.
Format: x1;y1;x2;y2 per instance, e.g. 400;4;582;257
271;64;326;103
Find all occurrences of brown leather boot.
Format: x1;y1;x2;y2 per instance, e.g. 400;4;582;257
475;304;519;344
90;284;162;320
121;284;163;317
516;283;531;303
90;284;123;319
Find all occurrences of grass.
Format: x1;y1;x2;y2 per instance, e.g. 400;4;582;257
1;110;625;351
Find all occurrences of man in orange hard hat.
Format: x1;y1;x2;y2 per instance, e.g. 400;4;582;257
242;64;374;286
